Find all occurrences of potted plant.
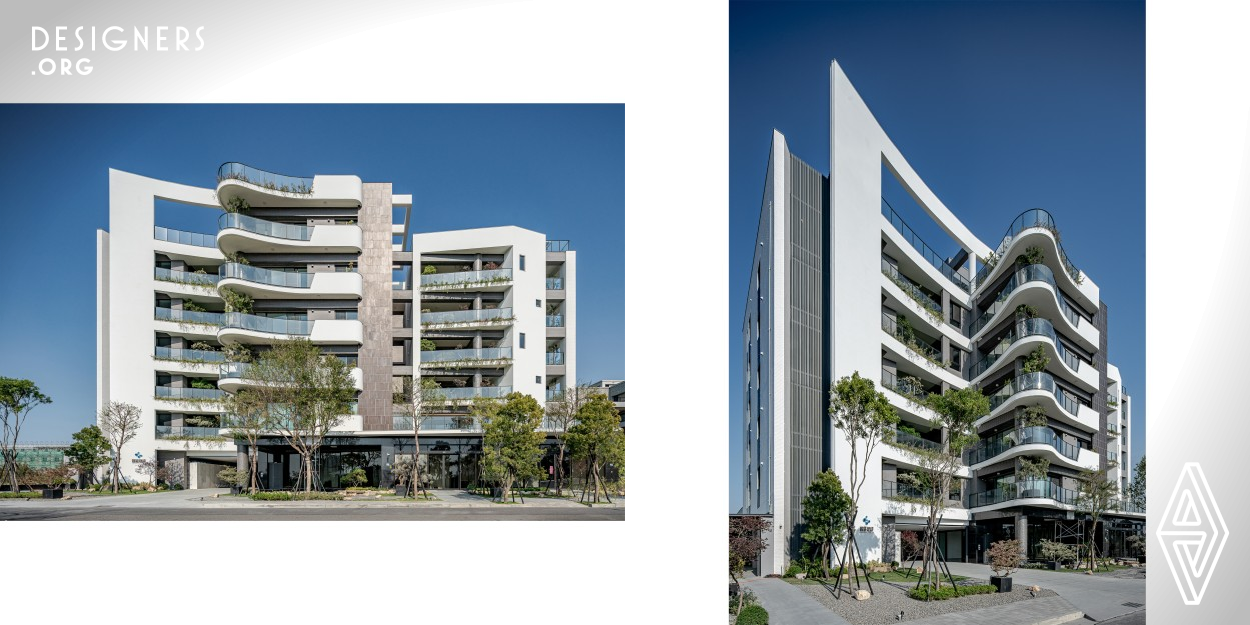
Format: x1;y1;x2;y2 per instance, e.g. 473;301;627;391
987;539;1023;592
1037;538;1076;571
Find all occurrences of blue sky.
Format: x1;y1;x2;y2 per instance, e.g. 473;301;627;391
0;104;624;442
729;1;1145;511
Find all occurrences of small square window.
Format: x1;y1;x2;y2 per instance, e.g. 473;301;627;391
535;376;541;384
520;333;526;349
519;255;526;271
535;299;541;308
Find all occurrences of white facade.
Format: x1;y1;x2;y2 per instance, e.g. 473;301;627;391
742;62;1140;573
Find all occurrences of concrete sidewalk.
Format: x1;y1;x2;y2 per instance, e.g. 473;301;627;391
12;488;624;510
739;576;853;625
902;596;1082;625
945;562;1144;622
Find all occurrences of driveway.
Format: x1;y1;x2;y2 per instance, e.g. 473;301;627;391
945;562;1145;621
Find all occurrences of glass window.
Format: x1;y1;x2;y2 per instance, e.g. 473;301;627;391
536;299;541;308
519;255;526;271
520;333;526;349
535;376;541;384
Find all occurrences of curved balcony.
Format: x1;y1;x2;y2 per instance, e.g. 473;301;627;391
965;427;1098;470
217;263;363;299
420;347;513;368
216;313;363;345
218;361;363;393
419;268;512;292
881;199;971;293
419;307;514;329
966;264;1096;349
967;318;1093;390
153;226;223;263
217;213;363;255
972;209;1097;310
967;479;1078;511
983;371;1099;432
216;162;362;208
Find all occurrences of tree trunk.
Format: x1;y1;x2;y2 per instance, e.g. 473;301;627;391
411;427;421;499
248;445;258;493
591;458;603;503
555;441;565;496
303;454;314;493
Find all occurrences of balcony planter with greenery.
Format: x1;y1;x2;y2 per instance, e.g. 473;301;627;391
987;538;1023;592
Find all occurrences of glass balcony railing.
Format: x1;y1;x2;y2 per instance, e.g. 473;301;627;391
1112;499;1145;514
419;268;512;288
155;386;225;401
881;199;971;292
881;259;943;319
156;425;226;439
882;479;930;500
546;277;564;290
966;264;1082;337
881;313;943;364
546;315;565;328
973;209;1082;289
546;388;563;401
420;347;512;364
221;312;312;336
217;162;313;194
219;263;313;288
155;307;225;326
880;368;931;403
436;386;512;400
154;347;227;363
986;371;1083;418
392;415;481;431
219;362;249;379
546;352;565;365
219;213;312;241
155;267;221;286
154;226;215;248
420;308;513;325
964;426;1081;465
890;428;942;452
546;240;569;252
967;478;1077;508
967;317;1083;380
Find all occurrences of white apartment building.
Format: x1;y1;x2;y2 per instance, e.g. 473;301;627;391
97;163;575;489
741;62;1142;574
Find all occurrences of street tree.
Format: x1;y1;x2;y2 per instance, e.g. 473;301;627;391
65;425;111;486
0;377;53;492
729;515;771;614
393;377;446;497
480;392;545;501
1076;468;1118;571
244;339;355;493
799;469;852;578
221;388;270;493
826;372;897;586
1129;455;1146;510
544;383;597;495
98;401;142;493
567;393;624;503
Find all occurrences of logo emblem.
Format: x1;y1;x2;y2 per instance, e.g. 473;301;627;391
862;516;870;526
1157;463;1228;605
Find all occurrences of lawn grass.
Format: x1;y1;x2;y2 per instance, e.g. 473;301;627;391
784;568;967;585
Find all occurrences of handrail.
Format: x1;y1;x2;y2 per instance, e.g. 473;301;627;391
973;208;1082;289
220;312;312;336
881;198;971;292
881;312;943;364
967;317;1083;380
881;259;943;318
420;308;513;325
154;226;215;248
967;478;1077;508
546;240;570;252
967;263;1081;337
216;162;313;194
420;347;512;363
220;263;313;288
965;426;1081;465
155;307;225;326
154;347;227;363
986;371;1083;417
218;213;312;241
419;268;512;288
155;267;221;286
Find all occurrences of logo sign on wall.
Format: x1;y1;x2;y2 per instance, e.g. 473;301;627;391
1157;462;1228;605
857;515;873;533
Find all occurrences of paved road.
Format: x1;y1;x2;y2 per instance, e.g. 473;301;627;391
945;562;1145;622
740;576;852;625
1095;609;1145;625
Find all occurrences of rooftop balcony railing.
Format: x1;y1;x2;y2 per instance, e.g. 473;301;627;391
986;371;1082;417
967;317;1083;380
155;307;225;326
420;308;513;326
155;267;222;287
220;263;314;288
221;312;312;336
434;386;512;400
154;347;227;363
964;426;1081;465
967;478;1077;508
156;425;227;439
881;199;971;293
155;386;225;401
881;259;943;320
419;268;512;288
219;213;312;241
881;312;945;366
546;277;564;290
154;226;215;248
420;347;512;364
546;352;565;365
967;263;1081;337
546;315;565;328
217;162;313;194
546;240;569;252
890;428;942;453
973;208;1082;289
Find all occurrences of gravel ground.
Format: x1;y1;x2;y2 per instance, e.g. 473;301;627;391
793;578;1058;625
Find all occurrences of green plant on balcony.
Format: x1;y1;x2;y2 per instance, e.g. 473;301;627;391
897;375;928;402
1105;396;1119;408
982;250;1000;272
224;343;254;363
190;341;216;351
225;251;250;265
1022;346;1049;374
1020;405;1048;428
182;299;207;313
1018;246;1045;266
184;415;217;427
422;275;512;290
222;196;250;214
218;287;253;314
1018;457;1050;480
422;265;438;275
1015;304;1039;319
189;379;216;390
883;268;942;323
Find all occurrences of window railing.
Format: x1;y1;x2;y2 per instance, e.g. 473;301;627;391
219;213;312;241
966;263;1081;337
420;308;513;325
154;347;226;363
546;277;564;290
216;162;313;194
221;312;312;336
967;317;1083;380
156;425;226;439
546;240;570;252
881;259;943;319
881;312;944;365
973;208;1082;289
155;267;221;286
155;307;225;326
881;198;971;292
546;352;565;365
964;426;1081;465
546;315;565;328
419;268;512;288
154;226;215;248
220;262;313;288
155;386;224;401
420;347;512;364
986;371;1082;418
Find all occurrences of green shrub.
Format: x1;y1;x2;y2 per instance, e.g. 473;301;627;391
735;604;768;625
783;563;803;578
907;584;997;601
249;491;343;501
